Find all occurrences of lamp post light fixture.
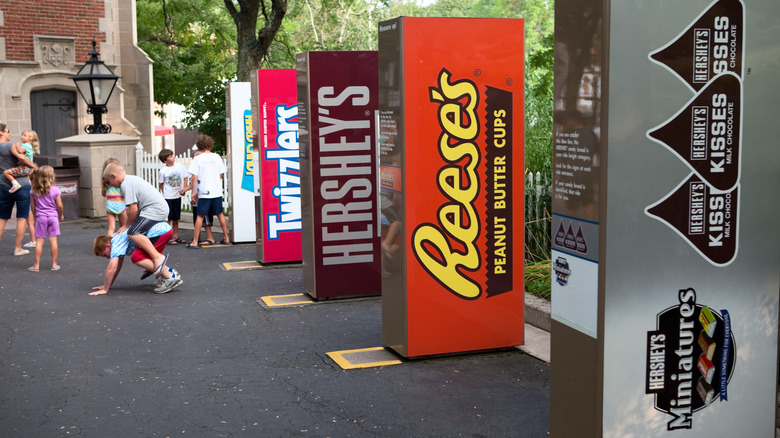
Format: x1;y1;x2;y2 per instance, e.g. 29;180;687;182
72;39;119;134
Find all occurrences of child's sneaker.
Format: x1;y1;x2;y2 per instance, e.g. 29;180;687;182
9;181;21;193
154;271;183;294
23;241;36;248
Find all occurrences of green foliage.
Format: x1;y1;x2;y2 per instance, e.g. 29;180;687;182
137;0;236;153
524;260;551;299
178;80;230;154
524;33;554;175
264;0;426;68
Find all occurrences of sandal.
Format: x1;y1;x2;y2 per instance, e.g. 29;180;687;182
220;239;230;245
199;240;215;246
186;242;200;249
154;253;170;279
169;237;185;245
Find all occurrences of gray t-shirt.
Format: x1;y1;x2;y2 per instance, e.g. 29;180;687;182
0;141;30;190
121;174;169;221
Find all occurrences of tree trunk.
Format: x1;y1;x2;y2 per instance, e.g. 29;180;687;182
225;0;288;82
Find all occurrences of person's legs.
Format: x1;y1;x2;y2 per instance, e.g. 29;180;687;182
49;236;59;269
107;212;117;236
135;257;156;273
168;198;181;240
31;237;44;270
132;229;173;278
117;209;128;229
127;217;166;272
132;230;183;293
26;214;36;246
206;197;229;243
4;168;19;191
191;215;204;246
217;213;229;243
14;189;31;253
0;189;11;248
30;215;50;269
202;211;214;242
128;235;164;271
14;218;27;253
0;190;14;250
47;216;60;269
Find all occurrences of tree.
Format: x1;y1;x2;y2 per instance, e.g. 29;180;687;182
263;0;424;68
223;0;289;81
137;0;237;152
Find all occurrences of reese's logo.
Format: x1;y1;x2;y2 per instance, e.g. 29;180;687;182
411;68;515;300
412;69;482;300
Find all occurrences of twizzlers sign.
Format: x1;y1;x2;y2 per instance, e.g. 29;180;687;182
254;69;302;263
412;69;515;299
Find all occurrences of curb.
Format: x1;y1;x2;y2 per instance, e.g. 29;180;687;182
525;292;551;332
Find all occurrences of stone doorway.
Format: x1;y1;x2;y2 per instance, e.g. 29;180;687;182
30;89;79;155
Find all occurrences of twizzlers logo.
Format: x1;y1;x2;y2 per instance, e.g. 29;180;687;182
412;68;514;300
646;0;744;266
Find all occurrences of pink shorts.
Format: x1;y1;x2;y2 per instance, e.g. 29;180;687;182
35;215;60;238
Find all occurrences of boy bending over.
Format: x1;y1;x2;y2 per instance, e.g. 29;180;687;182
103;162;171;275
91;222;183;295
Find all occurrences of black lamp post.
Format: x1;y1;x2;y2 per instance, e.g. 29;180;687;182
72;39;119;134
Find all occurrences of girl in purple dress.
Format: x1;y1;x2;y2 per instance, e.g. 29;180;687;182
28;166;64;272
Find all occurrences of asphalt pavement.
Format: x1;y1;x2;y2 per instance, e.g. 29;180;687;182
0;218;550;437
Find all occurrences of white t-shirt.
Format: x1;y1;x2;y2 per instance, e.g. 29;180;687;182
158;162;187;199
188;151;226;199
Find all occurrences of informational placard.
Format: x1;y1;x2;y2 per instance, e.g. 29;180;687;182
550;0;780;436
379;17;525;358
225;82;257;243
250;69;302;263
296;51;381;299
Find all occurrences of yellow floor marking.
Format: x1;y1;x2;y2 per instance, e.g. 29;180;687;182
326;347;403;370
259;293;315;307
222;260;263;271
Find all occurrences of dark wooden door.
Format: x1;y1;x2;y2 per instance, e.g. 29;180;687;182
30;89;78;156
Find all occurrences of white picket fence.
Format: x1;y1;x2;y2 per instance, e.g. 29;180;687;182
134;143;230;215
524;171;552;261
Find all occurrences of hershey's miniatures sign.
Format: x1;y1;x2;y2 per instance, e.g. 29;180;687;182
646;288;736;430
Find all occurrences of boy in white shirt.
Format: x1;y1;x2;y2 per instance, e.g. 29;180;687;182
157;149;187;244
186;135;230;248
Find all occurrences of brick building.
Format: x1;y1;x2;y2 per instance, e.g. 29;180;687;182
0;1;154;154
